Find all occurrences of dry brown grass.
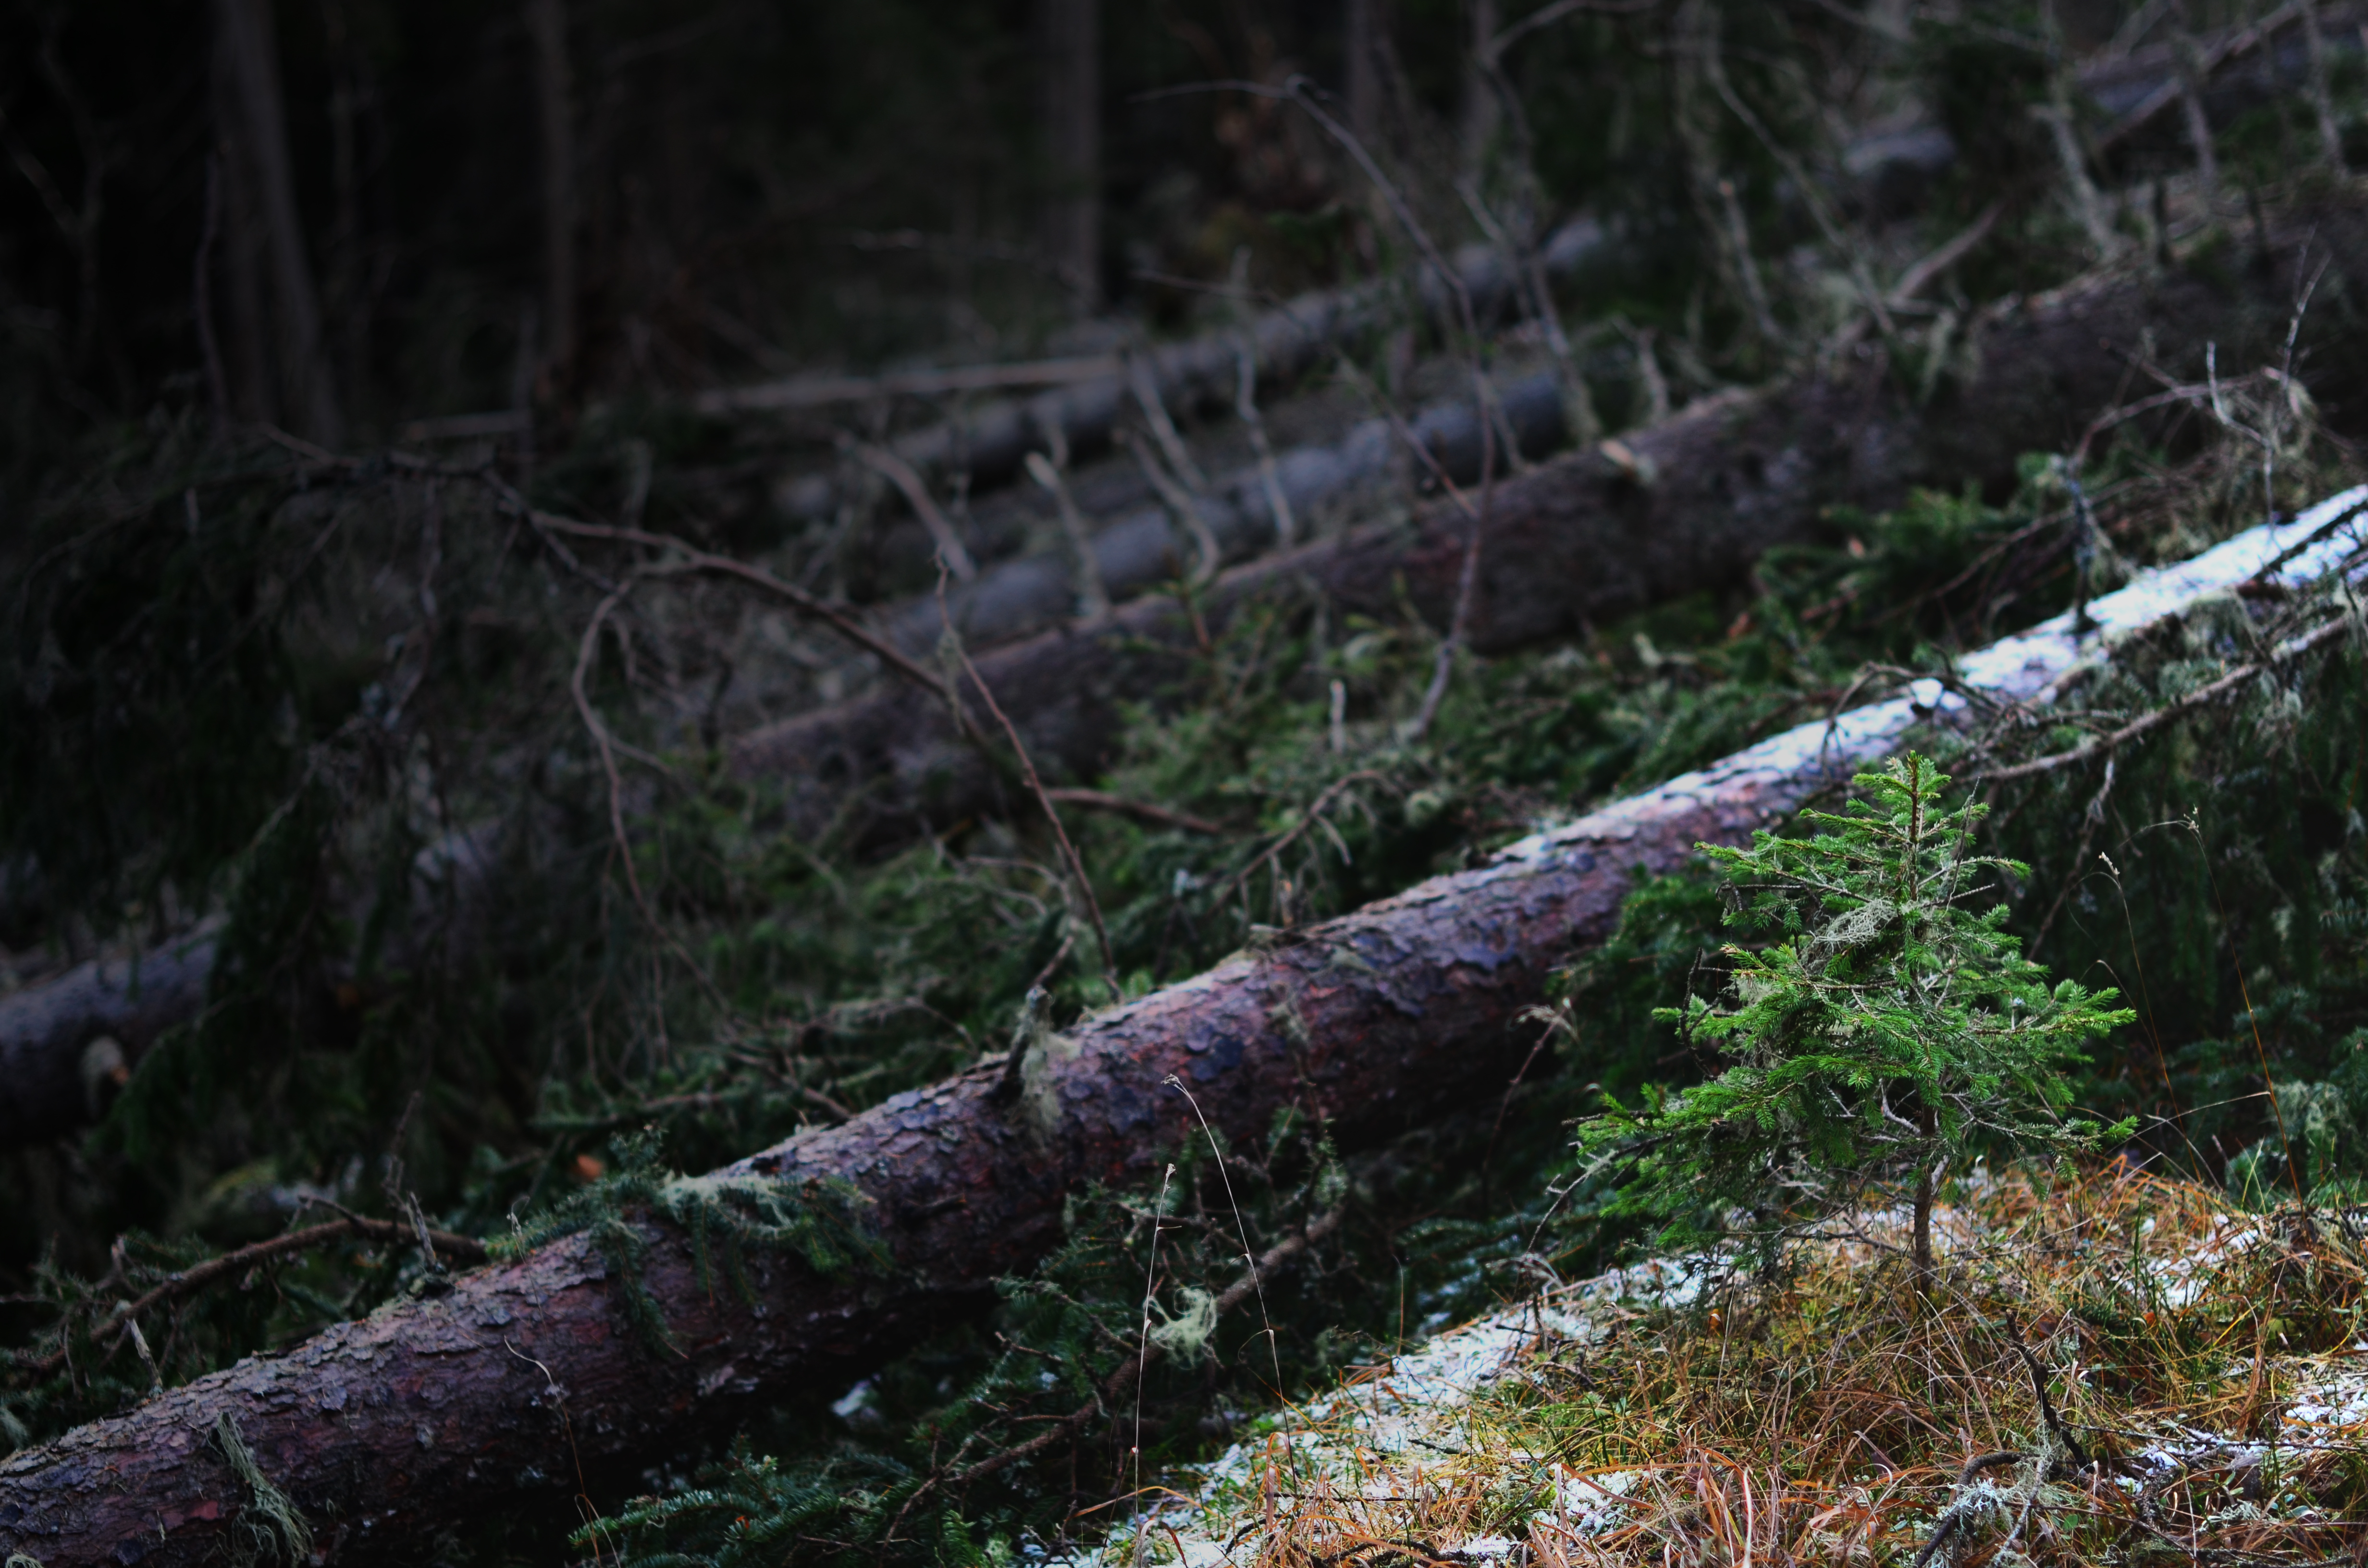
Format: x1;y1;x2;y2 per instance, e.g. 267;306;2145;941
1158;1166;2368;1568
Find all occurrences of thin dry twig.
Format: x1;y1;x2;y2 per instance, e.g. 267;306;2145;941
1978;611;2356;784
1025;445;1114;619
495;486;962;715
1223;771;1396;909
853;440;978;581
22;1217;487;1377
1043;788;1229;837
935;563;1115;975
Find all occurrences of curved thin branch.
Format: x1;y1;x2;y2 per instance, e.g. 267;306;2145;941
20;1218;487;1378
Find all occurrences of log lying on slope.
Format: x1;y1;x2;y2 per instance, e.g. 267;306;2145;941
0;824;499;1152
731;220;2361;845
740;219;1612;522
4;490;2361;1568
887;362;1569;659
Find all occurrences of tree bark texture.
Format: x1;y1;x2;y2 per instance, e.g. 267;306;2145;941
7;491;2358;1567
730;221;2363;848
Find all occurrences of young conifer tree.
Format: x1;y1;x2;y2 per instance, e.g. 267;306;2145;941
1576;754;2134;1288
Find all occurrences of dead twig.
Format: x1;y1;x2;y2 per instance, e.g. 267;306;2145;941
1024;443;1113;619
1222;771;1396;907
23;1218;487;1377
935;563;1115;975
1978;612;2356;784
1043;788;1229;837
493;485;962;718
852;441;977;581
943;1204;1346;1489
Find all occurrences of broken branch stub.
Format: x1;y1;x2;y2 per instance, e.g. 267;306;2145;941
3;490;2360;1568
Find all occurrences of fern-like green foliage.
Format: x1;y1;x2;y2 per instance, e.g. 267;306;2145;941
2225;1028;2368;1205
493;1131;885;1351
1576;754;2136;1262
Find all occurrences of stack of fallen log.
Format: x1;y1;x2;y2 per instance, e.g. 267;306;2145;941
2;199;2360;1151
1;481;2361;1567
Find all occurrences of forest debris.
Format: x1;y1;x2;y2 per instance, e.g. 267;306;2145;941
0;494;2359;1566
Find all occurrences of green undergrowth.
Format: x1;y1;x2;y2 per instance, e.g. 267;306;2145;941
1;391;2364;1564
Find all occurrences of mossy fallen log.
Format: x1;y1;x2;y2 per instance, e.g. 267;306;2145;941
2;490;2359;1568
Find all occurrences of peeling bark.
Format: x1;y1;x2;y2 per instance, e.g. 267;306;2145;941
3;490;2359;1568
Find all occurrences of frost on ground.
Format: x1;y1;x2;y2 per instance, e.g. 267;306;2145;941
1105;1172;2368;1568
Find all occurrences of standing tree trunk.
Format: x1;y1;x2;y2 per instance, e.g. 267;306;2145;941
1038;0;1100;309
1461;0;1501;181
2301;0;2347;174
1345;0;1383;144
526;0;577;377
212;0;345;445
1913;1104;1938;1296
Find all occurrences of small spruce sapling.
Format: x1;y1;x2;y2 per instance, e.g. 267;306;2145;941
1575;754;2134;1287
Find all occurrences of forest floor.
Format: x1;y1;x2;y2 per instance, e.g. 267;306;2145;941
1122;1168;2368;1568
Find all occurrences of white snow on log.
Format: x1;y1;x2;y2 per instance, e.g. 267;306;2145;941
1477;483;2368;882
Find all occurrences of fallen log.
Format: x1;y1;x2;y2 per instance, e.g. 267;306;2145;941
0;922;220;1149
744;218;1613;522
730;219;2362;845
4;489;2360;1568
889;362;1568;659
0;824;496;1152
726;5;2368;527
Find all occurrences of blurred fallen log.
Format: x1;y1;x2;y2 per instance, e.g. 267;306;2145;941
887;362;1568;659
0;823;497;1152
0;921;220;1149
3;488;2357;1568
752;218;1613;523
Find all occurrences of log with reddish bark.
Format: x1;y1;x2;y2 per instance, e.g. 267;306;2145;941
4;490;2360;1567
728;220;2363;845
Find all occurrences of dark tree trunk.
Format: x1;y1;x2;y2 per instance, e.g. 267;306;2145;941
212;0;344;444
526;0;577;375
0;493;2321;1565
1345;0;1383;143
1038;0;1099;308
